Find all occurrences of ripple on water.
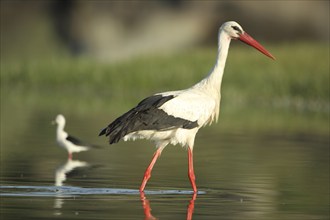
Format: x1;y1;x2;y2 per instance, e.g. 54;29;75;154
0;185;207;197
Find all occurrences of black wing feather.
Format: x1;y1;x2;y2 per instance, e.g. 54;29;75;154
99;95;198;144
66;135;86;146
67;135;102;149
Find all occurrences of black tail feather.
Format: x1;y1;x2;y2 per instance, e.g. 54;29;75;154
98;127;107;136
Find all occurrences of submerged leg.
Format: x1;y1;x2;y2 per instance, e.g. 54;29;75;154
188;148;197;192
140;147;163;192
187;193;197;220
140;192;156;219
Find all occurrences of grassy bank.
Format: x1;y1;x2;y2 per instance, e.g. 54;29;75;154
1;42;329;134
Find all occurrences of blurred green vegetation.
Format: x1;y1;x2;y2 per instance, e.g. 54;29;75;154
1;42;329;135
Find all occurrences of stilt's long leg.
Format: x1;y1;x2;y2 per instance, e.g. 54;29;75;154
188;148;197;192
140;147;163;192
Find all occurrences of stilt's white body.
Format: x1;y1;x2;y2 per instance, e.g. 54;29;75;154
54;114;90;156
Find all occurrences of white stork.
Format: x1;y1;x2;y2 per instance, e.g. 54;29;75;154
53;114;101;159
99;21;275;192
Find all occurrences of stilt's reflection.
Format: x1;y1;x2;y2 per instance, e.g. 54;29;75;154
53;158;90;215
55;158;89;187
140;191;197;220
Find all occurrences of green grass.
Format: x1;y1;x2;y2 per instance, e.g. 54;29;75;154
1;42;329;134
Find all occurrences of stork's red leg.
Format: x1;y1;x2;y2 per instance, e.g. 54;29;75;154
140;148;163;192
140;192;156;219
188;148;197;192
187;193;197;220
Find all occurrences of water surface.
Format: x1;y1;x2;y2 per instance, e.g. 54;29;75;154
1;91;329;220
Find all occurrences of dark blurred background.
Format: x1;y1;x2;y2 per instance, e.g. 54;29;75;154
1;0;329;62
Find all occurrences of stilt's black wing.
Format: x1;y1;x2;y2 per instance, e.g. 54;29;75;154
66;135;85;146
67;135;102;149
99;95;198;144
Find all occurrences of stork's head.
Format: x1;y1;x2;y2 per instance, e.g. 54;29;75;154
221;21;275;60
221;21;244;39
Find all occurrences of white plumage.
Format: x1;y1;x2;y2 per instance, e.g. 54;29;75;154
122;89;217;149
99;21;275;192
54;114;98;159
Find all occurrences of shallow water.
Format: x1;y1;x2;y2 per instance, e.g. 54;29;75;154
1;123;329;220
0;86;329;219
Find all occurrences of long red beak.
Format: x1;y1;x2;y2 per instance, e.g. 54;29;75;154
239;32;275;60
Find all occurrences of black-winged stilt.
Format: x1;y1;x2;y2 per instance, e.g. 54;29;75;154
53;114;100;159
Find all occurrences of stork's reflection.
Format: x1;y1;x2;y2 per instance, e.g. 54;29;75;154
140;192;197;220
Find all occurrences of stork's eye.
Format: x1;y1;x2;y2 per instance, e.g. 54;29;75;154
231;26;242;33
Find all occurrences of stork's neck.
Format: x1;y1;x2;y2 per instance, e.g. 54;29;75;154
197;31;232;91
